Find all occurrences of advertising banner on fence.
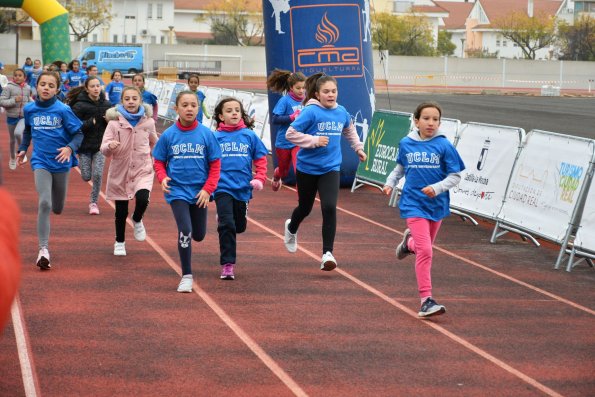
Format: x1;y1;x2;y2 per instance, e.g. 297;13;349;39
497;130;595;243
450;123;524;219
574;178;595;252
249;93;271;151
354;110;412;187
440;118;460;144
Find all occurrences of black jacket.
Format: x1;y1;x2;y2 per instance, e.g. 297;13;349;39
71;91;112;154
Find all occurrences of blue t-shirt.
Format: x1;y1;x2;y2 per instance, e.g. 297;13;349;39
397;134;465;221
195;90;206;123
66;70;85;89
142;90;158;106
153;123;221;204
106;81;124;104
22;98;83;173
27;68;42;88
214;128;268;202
59;71;69;94
273;94;303;150
290;104;351;175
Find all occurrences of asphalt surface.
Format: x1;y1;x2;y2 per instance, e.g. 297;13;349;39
372;92;595;140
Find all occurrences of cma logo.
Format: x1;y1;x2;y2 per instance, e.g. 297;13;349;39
99;50;137;62
293;10;362;77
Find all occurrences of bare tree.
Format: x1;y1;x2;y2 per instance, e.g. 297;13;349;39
60;0;113;41
198;0;263;46
493;11;556;59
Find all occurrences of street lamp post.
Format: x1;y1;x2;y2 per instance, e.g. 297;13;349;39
460;38;466;58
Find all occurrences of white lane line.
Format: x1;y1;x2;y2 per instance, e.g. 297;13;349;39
88;180;308;397
11;296;40;397
279;183;594;316
248;217;564;397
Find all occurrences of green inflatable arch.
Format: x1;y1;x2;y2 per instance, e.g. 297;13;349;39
1;0;71;64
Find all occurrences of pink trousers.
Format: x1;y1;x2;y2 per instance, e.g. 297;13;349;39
406;217;442;299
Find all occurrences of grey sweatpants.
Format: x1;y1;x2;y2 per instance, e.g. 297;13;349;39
7;122;23;160
79;152;105;203
34;169;70;249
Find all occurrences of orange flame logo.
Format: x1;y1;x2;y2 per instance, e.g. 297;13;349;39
315;13;340;46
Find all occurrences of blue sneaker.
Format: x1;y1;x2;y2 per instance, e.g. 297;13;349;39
418;297;446;318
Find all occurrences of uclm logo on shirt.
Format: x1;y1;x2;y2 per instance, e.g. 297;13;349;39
290;5;363;78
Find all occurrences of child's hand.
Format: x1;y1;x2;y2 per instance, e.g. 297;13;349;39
55;146;73;163
250;179;263;191
15;95;22;103
16;151;27;165
161;177;171;194
289;109;301;121
357;149;367;162
195;189;210;208
108;140;120;150
422;186;436;198
317;136;329;147
382;186;393;196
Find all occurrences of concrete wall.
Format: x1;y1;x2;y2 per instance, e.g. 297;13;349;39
1;36;593;90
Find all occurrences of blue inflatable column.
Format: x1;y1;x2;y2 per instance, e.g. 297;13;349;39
263;0;375;186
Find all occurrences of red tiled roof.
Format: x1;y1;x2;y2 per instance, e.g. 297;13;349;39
434;1;474;29
411;4;449;15
479;0;563;24
174;0;212;10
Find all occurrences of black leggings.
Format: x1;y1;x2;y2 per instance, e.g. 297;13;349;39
114;189;150;242
170;200;208;275
215;193;248;266
288;170;340;254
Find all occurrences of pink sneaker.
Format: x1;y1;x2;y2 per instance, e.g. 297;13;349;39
271;167;282;191
220;263;235;280
89;202;100;215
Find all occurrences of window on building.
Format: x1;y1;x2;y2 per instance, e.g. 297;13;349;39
161;35;166;44
92;33;98;42
157;4;163;19
496;40;500;47
148;3;153;19
151;36;157;44
113;34;118;42
131;35;137;43
503;40;507;47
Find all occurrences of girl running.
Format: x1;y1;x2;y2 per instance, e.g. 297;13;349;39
105;70;124;105
186;73;210;123
132;74;158;121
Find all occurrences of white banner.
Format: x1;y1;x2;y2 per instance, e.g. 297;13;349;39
156;81;176;119
247;93;271;151
574;178;595;252
440;117;460;144
201;87;222;128
497;130;595;243
450;123;524;219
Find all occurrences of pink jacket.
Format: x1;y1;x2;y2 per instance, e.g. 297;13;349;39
100;105;158;201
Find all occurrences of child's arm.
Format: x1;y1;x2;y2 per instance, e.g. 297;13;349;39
201;101;210;119
0;89;15;108
286;126;328;148
202;159;221;195
250;156;267;190
270;113;293;125
427;173;462;197
17;123;32;154
341;122;364;153
100;122;120;156
383;164;404;195
153;159;168;183
152;103;158;122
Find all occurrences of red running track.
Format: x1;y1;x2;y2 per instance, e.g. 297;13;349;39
0;112;594;397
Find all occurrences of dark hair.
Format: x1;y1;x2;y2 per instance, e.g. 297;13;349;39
303;72;337;104
266;69;306;93
86;65;98;73
413;101;442;120
51;60;64;70
36;71;61;89
68;59;80;70
187;73;200;83
175;90;200;106
132;73;145;83
111;70;122;79
213;97;255;129
13;68;25;77
65;76;101;105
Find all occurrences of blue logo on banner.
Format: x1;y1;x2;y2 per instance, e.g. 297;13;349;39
290;5;363;78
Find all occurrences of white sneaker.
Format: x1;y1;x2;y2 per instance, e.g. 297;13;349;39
133;220;146;241
114;242;126;256
320;251;337;271
284;219;297;253
36;247;51;270
8;159;17;170
22;154;28;164
177;275;193;293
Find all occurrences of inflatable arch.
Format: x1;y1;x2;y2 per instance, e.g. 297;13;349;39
1;0;71;64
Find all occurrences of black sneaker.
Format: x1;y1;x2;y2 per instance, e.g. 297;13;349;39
418;297;446;318
396;229;412;260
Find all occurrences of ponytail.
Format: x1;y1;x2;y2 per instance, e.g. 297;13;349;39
303;73;337;104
